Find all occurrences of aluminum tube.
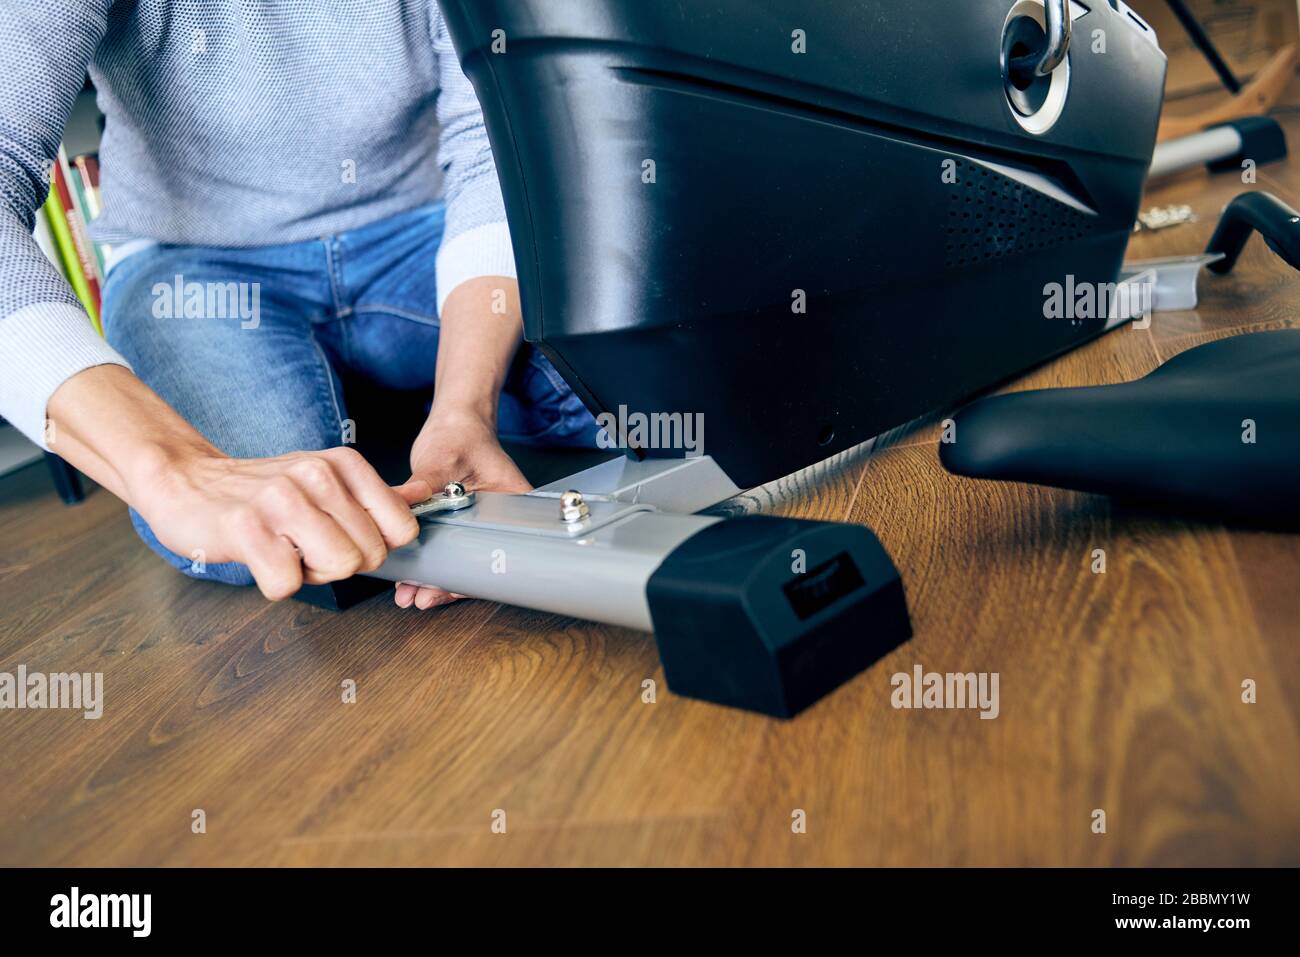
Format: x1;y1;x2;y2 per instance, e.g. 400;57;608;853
1149;125;1242;180
368;509;721;631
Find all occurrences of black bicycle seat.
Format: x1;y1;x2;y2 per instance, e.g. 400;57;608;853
939;330;1300;525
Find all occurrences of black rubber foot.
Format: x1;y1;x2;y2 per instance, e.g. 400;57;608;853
294;576;393;612
647;515;911;718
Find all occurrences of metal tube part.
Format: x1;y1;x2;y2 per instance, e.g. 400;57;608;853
370;495;721;631
1148;125;1242;180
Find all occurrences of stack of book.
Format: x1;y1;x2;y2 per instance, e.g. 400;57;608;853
32;146;110;337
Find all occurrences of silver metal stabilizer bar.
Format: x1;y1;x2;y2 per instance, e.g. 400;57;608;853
369;456;737;630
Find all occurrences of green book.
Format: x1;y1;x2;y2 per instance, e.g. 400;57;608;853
42;186;102;336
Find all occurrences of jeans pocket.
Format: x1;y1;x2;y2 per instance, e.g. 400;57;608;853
99;244;164;339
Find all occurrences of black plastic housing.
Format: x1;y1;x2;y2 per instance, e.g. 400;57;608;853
442;1;1166;488
646;516;911;717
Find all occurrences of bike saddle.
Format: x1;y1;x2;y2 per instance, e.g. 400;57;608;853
939;329;1300;525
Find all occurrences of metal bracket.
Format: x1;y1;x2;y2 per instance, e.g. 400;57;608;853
418;489;655;539
1112;252;1226;323
531;455;742;513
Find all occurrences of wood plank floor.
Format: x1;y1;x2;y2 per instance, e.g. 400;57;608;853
3;95;1300;868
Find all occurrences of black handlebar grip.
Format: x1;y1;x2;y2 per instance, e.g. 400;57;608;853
1206;191;1300;274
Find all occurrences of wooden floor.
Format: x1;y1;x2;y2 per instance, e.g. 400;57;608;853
5;102;1300;869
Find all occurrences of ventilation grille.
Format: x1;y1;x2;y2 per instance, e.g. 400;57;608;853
944;159;1095;269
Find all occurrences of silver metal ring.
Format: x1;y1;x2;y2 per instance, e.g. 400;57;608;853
1035;0;1072;76
1003;0;1071;135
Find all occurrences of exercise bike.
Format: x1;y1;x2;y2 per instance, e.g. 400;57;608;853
370;0;1168;717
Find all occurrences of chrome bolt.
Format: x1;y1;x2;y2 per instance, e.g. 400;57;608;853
559;489;589;524
444;481;466;498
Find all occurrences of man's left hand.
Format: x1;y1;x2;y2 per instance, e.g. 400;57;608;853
397;408;530;610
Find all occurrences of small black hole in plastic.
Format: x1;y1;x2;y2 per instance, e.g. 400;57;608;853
1008;41;1036;90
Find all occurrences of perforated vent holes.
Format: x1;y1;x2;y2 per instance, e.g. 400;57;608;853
944;159;1095;269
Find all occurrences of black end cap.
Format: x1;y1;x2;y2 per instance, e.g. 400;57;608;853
646;515;911;718
1208;116;1288;172
294;576;391;611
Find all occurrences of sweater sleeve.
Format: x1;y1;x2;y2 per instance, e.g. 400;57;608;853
0;0;131;450
431;8;518;315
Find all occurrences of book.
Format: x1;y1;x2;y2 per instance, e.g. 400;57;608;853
53;147;103;313
71;155;101;217
71;153;110;274
42;181;103;337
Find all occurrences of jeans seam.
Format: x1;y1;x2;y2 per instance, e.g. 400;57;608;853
352;304;441;326
308;331;346;444
323;238;351;319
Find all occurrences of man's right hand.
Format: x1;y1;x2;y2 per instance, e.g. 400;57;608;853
46;364;428;601
139;448;430;600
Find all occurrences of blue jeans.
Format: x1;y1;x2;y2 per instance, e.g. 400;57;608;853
101;202;600;586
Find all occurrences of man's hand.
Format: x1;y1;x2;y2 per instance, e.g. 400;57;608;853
45;364;430;601
397;408;530;610
141;447;431;600
394;275;529;611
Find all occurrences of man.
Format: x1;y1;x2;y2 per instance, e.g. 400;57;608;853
0;2;599;608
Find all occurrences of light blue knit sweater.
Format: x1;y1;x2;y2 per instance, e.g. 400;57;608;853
0;0;515;447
